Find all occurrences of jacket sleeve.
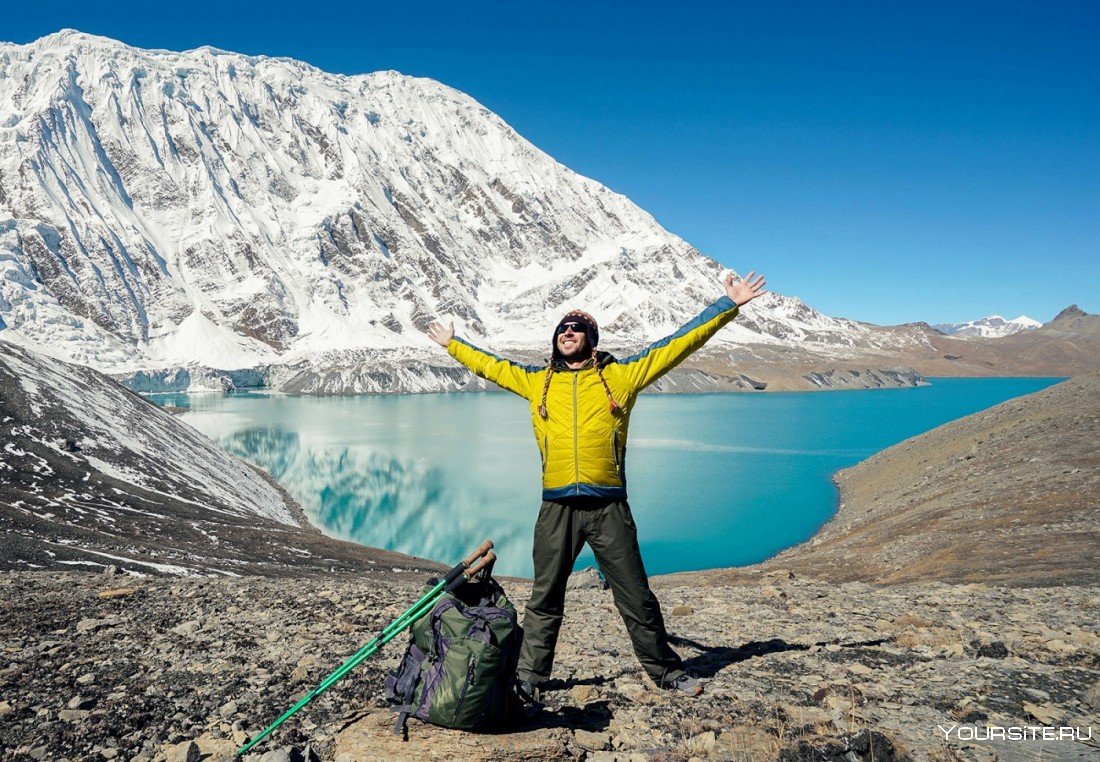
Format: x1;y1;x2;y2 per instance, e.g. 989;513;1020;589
617;296;739;391
448;337;538;400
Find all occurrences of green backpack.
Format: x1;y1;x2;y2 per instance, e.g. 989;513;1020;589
385;573;522;735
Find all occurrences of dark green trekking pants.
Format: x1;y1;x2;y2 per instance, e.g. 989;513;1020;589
516;498;685;686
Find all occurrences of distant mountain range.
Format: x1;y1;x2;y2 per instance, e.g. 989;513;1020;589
932;314;1041;339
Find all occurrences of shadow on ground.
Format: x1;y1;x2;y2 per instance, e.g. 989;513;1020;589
672;635;889;679
513;699;613;733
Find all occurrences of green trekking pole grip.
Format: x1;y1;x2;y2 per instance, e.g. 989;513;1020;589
236;540;495;757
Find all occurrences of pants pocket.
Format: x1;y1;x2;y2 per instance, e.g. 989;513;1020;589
618;501;637;531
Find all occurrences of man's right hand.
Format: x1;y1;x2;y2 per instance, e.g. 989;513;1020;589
427;320;455;348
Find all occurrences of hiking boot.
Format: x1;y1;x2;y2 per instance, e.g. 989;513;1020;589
659;672;703;696
516;679;542;705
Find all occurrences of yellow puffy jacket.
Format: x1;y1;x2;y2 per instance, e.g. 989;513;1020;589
448;296;739;500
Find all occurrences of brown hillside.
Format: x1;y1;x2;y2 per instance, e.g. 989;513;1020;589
692;372;1099;587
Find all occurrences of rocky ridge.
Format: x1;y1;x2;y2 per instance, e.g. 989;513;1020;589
870;308;1100;382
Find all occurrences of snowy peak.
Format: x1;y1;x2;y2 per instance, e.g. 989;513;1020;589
932;314;1041;339
0;31;875;380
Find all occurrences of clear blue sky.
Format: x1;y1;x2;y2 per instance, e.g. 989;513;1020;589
6;1;1098;325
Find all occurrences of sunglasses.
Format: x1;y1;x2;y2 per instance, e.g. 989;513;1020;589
555;322;585;336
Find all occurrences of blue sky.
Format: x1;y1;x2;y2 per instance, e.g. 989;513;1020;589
6;1;1098;325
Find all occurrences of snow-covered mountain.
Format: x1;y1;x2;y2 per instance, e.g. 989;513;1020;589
932;315;1041;339
0;30;903;389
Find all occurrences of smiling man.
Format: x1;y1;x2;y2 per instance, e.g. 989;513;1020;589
427;271;766;699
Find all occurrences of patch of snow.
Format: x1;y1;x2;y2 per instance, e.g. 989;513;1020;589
145;310;278;369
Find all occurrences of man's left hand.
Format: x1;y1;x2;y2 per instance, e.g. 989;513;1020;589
725;271;767;307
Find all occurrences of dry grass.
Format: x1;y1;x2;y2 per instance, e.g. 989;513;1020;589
892;626;959;650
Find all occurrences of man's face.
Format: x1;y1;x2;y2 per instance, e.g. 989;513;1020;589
556;322;589;360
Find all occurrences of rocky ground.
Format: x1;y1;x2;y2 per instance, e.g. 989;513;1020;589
3;366;1097;759
1;569;1096;761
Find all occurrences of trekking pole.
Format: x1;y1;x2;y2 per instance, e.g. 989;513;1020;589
236;542;494;757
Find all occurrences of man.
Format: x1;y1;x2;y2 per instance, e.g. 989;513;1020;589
427;270;767;698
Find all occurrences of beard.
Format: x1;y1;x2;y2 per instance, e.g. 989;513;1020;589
557;337;589;360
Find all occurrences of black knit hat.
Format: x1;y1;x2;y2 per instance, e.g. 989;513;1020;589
552;310;599;359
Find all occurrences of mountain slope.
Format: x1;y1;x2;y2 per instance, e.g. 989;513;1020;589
884;306;1100;379
698;372;1099;586
0;30;889;383
0;339;440;575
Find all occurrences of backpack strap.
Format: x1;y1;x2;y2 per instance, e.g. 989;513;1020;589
391;669;419;738
428;598;459;658
391;706;411;738
392;596;457;740
388;639;427;740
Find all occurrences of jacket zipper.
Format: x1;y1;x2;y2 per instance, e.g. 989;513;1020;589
572;374;579;494
612;430;620;477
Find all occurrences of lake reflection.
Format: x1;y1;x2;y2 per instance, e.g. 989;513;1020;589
217;425;528;573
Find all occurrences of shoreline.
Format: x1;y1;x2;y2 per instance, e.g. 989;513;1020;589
116;355;931;395
675;372;1098;589
161;376;1069;582
144;372;1066;399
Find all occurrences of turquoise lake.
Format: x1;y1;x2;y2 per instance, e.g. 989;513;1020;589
157;377;1062;577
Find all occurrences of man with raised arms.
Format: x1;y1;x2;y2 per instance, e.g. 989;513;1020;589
427;271;767;698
